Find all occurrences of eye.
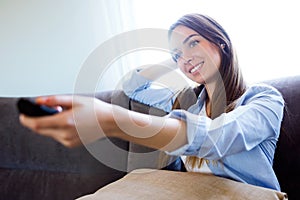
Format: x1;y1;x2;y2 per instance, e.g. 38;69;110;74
171;51;182;62
189;40;200;48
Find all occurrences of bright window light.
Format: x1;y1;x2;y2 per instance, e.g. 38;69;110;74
129;0;300;83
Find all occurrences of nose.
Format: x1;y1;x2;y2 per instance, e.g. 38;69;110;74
177;56;193;73
184;57;193;65
180;47;194;63
177;54;193;67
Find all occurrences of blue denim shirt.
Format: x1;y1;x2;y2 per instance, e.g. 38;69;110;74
123;71;285;191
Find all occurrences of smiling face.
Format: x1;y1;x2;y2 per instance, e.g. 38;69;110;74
169;25;222;85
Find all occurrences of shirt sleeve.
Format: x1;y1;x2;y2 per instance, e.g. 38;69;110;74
122;69;152;97
166;84;285;159
122;69;178;113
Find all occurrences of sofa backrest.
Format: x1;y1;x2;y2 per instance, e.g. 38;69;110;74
265;75;300;199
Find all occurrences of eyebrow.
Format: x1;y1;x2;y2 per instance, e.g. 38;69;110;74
182;34;200;44
171;34;200;53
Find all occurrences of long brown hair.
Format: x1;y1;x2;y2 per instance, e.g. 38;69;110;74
169;13;247;168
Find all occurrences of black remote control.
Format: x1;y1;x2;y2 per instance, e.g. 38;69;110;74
17;98;59;117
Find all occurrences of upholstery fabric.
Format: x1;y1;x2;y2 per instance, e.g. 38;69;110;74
77;169;288;200
0;75;299;199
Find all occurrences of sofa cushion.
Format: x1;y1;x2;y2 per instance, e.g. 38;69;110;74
77;169;287;200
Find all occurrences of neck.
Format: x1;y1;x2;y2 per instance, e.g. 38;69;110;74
204;81;216;102
204;81;216;118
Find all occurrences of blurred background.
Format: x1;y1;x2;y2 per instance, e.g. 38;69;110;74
1;0;299;96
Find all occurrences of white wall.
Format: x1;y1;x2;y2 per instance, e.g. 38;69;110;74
0;0;132;97
130;0;300;84
1;0;299;97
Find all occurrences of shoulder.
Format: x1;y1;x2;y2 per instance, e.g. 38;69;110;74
238;83;284;106
245;83;283;99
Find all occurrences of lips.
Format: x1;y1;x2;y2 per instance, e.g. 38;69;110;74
189;61;204;73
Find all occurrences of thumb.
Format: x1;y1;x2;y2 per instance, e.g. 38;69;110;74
36;95;74;108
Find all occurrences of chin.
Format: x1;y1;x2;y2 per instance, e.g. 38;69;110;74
192;76;206;85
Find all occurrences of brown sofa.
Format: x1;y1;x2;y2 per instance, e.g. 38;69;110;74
0;75;299;199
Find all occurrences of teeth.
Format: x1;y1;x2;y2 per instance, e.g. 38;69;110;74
190;62;204;73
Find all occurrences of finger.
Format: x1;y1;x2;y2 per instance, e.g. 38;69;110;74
19;111;74;132
20;114;79;144
32;127;82;148
36;95;74;108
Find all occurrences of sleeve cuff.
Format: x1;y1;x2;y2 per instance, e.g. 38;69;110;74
165;109;211;156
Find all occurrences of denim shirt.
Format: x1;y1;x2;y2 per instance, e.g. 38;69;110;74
123;70;285;191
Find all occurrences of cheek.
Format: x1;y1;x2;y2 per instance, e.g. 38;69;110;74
176;61;185;73
203;47;222;70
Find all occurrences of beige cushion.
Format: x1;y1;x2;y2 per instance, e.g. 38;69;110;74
77;169;287;200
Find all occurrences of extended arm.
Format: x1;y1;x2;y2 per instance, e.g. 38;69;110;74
19;95;188;151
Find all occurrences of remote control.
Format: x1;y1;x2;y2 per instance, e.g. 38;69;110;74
17;98;59;117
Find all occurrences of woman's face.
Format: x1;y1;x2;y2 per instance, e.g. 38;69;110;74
169;25;222;84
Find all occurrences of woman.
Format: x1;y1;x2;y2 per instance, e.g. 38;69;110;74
20;13;284;191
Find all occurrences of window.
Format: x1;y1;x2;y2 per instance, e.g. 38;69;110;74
1;1;298;96
129;0;300;83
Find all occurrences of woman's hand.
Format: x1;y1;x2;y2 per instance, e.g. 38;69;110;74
19;94;187;152
19;95;111;148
